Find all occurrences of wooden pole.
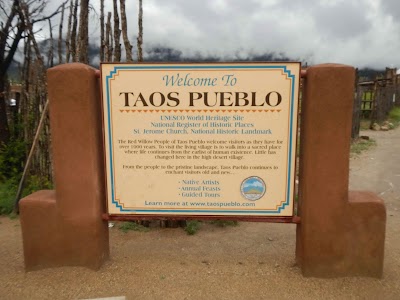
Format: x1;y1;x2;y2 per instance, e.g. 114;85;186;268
113;0;121;62
58;2;65;64
100;0;105;62
78;0;89;64
137;0;143;62
120;0;133;62
14;99;49;213
66;0;74;62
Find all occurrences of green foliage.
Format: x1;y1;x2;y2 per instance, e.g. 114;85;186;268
118;221;150;233
0;180;18;215
350;138;376;156
359;119;371;130
210;220;239;227
0;176;53;216
9;212;17;220
184;220;200;235
388;106;400;127
22;175;52;197
0;132;52;215
184;220;238;235
0;138;26;181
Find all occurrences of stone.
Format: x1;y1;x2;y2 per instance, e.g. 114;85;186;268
381;125;389;131
372;123;381;131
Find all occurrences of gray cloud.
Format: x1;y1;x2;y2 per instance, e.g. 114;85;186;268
313;2;371;39
44;0;400;69
381;0;400;21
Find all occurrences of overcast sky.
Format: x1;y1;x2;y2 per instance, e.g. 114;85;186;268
44;0;400;69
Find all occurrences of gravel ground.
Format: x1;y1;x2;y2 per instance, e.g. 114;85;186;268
0;128;399;300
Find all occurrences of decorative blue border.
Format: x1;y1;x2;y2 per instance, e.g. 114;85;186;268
104;64;298;214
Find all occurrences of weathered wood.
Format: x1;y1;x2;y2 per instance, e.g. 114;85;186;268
119;0;133;62
352;69;361;139
47;19;54;67
137;0;143;62
78;0;89;64
113;0;121;62
65;0;74;62
70;0;79;61
100;0;105;62
105;12;113;62
356;71;400;129
58;2;65;64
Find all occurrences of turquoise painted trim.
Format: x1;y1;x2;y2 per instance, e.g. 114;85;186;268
104;64;298;214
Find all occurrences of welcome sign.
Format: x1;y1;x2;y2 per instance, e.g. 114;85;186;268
101;63;300;217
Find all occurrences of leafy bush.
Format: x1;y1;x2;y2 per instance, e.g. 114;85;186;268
118;221;150;233
0;179;17;215
22;175;52;197
388;106;400;127
210;220;238;227
0;138;26;182
0;176;53;215
350;138;376;156
184;220;200;235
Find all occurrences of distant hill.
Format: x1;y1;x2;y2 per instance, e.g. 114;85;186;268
357;68;385;81
143;46;291;63
6;40;387;82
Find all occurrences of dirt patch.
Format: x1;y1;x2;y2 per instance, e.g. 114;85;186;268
1;128;400;300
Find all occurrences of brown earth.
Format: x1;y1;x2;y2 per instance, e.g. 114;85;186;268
0;128;399;300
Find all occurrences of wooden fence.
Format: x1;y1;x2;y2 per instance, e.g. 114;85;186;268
352;68;400;139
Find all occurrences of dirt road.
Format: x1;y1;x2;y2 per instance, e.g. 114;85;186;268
0;128;399;300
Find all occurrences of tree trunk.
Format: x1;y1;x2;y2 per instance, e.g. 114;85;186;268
58;2;65;64
78;0;89;64
47;19;54;67
100;0;105;62
0;79;9;145
20;5;44;66
105;12;113;62
119;0;133;62
21;35;31;144
0;0;23;145
113;0;121;62
71;0;79;62
137;0;143;62
65;0;74;62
